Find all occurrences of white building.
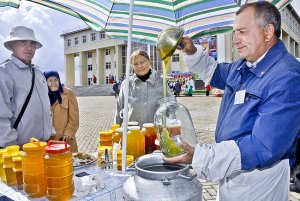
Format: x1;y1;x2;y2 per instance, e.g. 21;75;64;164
61;4;300;87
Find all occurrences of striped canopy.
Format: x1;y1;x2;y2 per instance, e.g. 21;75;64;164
0;0;291;45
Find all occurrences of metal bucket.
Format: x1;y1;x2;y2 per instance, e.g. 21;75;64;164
123;153;202;201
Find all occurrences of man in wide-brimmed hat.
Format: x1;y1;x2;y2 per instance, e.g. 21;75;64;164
0;26;55;148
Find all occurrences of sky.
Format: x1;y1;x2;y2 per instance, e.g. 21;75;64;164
0;1;300;84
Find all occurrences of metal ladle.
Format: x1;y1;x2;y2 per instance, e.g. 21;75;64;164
157;27;184;60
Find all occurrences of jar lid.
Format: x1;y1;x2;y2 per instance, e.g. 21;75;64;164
23;138;47;151
128;121;139;126
116;128;124;132
129;126;140;130
45;140;70;154
143;123;154;128
111;124;120;129
97;146;112;151
3;145;20;158
99;130;113;135
12;156;22;162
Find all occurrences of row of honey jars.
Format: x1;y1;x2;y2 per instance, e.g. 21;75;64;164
45;141;74;201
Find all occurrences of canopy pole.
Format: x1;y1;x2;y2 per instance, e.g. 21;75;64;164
121;0;134;174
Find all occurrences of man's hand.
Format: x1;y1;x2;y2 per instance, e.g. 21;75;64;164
178;37;197;55
163;140;195;164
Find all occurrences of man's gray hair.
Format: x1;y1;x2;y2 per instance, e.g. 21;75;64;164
237;1;281;38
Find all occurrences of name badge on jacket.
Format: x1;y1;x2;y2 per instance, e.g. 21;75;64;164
234;90;246;105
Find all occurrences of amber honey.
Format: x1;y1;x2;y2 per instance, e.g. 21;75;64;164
142;123;158;154
45;141;74;201
117;155;134;171
2;145;20;186
22;138;47;198
13;156;23;190
99;139;112;146
127;126;145;159
99;130;113;141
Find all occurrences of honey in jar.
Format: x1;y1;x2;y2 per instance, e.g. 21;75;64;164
127;126;145;159
12;156;23;190
45;140;74;201
99;130;113;146
22;138;47;198
3;145;20;186
0;149;7;182
117;151;134;171
142;123;158;154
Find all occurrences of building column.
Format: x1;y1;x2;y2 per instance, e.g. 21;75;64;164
96;48;105;84
92;50;97;84
115;45;122;79
79;51;88;85
65;54;75;87
218;33;233;62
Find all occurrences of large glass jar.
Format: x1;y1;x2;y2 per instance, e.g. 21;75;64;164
154;96;198;157
127;126;145;159
142;123;158;154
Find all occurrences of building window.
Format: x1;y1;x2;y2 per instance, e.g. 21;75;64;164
105;49;111;55
90;33;96;41
106;62;111;69
82;35;87;43
114;61;116;69
87;52;92;58
88;64;93;71
172;54;179;62
100;31;105;39
66;39;71;47
88;77;93;85
74;37;79;45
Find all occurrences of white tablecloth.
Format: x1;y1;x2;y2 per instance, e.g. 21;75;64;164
0;163;131;201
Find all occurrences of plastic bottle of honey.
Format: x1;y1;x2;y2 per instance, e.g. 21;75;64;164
2;145;20;186
127;126;145;159
22;138;47;198
0;149;7;183
142;123;158;154
44;140;74;201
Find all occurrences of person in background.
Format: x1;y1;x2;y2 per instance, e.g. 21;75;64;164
164;2;300;201
112;81;120;98
174;80;181;97
44;70;79;152
205;84;211;96
114;49;172;127
0;26;55;148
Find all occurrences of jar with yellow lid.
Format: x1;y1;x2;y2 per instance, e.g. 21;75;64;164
45;140;74;201
12;155;23;190
3;145;20;186
22;138;47;198
142;123;158;154
127;126;145;159
99;130;113;146
0;149;7;183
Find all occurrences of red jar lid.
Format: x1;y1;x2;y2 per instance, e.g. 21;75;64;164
45;140;70;154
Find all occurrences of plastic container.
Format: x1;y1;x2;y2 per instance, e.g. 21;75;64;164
0;149;7;182
117;150;134;171
142;123;158;154
127;126;145;159
99;130;113;146
12;156;23;190
22;138;47;198
154;96;198;157
45;140;74;201
3;145;20;186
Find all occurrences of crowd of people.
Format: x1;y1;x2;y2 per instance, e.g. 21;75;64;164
0;2;299;200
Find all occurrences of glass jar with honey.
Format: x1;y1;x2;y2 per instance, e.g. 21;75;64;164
154;96;198;157
99;130;113;146
45;140;74;201
127;126;145;159
22;138;47;198
142;123;158;154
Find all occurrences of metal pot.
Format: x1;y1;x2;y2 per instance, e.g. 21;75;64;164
123;152;202;201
